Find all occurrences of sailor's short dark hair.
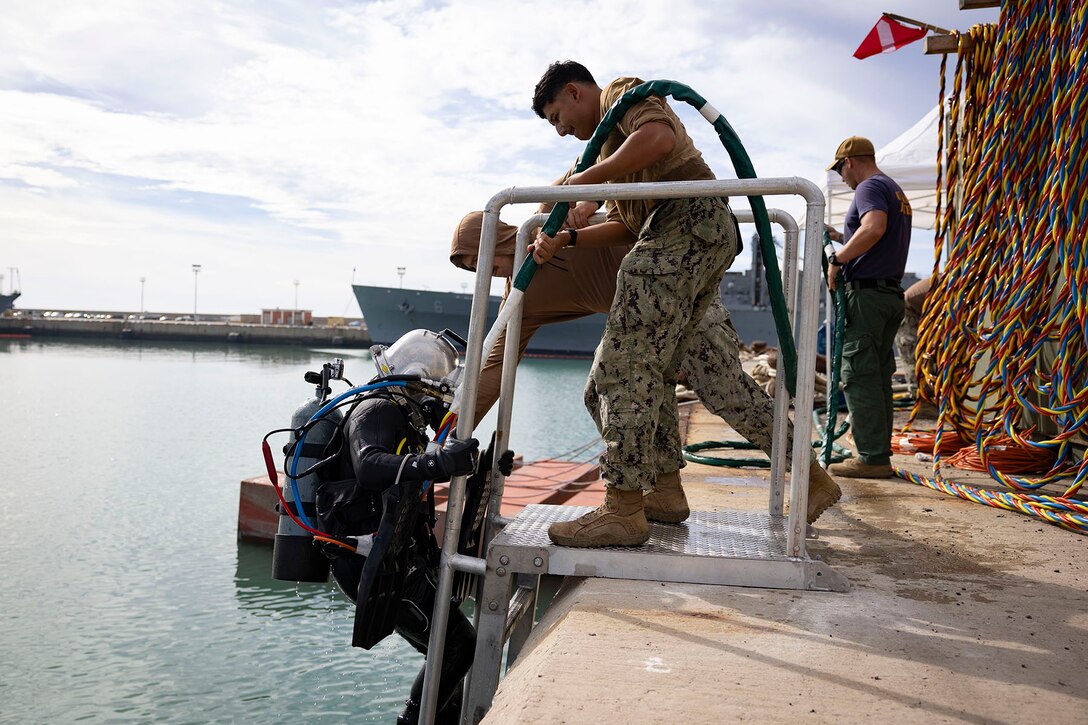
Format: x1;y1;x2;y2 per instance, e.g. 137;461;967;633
532;61;596;118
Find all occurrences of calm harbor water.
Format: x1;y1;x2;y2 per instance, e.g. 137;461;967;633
0;338;597;723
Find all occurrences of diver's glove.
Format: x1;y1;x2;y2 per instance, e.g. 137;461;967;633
412;437;480;482
496;449;515;476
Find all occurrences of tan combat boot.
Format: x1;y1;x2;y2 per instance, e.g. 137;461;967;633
806;462;842;524
827;458;894;479
548;487;650;547
643;469;690;523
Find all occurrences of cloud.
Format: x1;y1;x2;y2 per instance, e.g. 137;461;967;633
0;0;999;313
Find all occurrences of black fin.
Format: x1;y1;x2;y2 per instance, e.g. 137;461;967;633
352;476;423;649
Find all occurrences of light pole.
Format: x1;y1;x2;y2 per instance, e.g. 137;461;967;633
397;266;406;289
139;277;146;313
293;279;300;326
192;264;201;319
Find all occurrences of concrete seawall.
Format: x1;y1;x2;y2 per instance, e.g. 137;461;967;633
482;403;1087;723
0;316;371;347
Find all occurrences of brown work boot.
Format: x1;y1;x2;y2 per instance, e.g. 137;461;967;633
828;458;895;478
806;462;842;524
643;469;690;523
548;488;650;547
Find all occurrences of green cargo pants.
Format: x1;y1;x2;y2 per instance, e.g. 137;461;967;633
841;283;905;465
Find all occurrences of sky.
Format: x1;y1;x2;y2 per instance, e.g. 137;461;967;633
0;0;1000;316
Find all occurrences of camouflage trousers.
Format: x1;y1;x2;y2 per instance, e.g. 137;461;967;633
584;196;737;491
683;298;796;461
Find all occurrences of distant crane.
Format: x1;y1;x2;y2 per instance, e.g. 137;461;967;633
4;267;21;295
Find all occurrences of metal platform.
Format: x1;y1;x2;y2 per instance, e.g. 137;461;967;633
489;504;849;591
463;504;849;723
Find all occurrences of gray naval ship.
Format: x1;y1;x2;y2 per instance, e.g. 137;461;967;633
0;291;18;313
354;247;916;357
355;283;609;357
354;246;843;356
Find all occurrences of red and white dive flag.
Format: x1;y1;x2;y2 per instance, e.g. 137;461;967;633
854;16;928;59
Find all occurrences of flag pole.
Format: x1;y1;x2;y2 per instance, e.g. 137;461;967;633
882;12;953;36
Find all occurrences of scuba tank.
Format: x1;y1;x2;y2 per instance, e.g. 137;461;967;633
271;359;345;582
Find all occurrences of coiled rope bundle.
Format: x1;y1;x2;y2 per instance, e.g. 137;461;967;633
903;2;1088;534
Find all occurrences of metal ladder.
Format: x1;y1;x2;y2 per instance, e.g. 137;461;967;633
422;178;847;724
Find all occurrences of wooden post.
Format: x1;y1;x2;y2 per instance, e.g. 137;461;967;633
925;34;974;55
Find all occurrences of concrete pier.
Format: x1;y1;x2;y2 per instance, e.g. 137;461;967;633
483;403;1087;723
0;315;370;347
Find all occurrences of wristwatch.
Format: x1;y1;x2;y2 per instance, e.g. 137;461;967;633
563;227;578;247
828;251;841;266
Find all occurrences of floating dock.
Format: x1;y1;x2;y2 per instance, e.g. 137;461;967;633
238;458;605;544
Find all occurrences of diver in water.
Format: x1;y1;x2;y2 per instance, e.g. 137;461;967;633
313;329;485;724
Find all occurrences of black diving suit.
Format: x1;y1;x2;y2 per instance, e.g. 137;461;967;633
316;392;477;724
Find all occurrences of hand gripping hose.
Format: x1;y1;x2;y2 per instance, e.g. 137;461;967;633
474;80;797;401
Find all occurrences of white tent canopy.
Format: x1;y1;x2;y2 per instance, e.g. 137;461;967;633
825;104;940;230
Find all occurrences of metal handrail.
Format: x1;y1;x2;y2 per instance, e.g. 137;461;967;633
495;208;799;527
420;176;825;724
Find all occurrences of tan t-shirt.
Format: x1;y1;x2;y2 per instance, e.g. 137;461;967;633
599;77;715;235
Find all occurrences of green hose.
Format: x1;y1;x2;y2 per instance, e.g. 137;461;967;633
683;435;844;463
819;230;850;466
682;440;770;467
513;79;797;394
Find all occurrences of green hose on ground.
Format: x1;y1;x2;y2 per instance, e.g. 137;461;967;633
683;439;846;468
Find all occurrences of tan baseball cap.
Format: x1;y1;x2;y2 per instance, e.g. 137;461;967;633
827;136;875;170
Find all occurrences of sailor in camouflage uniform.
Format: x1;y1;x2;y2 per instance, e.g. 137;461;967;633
529;61;842;547
451;210;841;527
451;209;841;527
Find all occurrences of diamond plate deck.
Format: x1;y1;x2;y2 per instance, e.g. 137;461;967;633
495;504;791;559
487;504;848;592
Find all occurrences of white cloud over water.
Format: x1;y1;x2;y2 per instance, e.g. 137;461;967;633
0;0;999;315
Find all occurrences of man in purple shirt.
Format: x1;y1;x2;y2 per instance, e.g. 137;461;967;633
824;136;911;478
